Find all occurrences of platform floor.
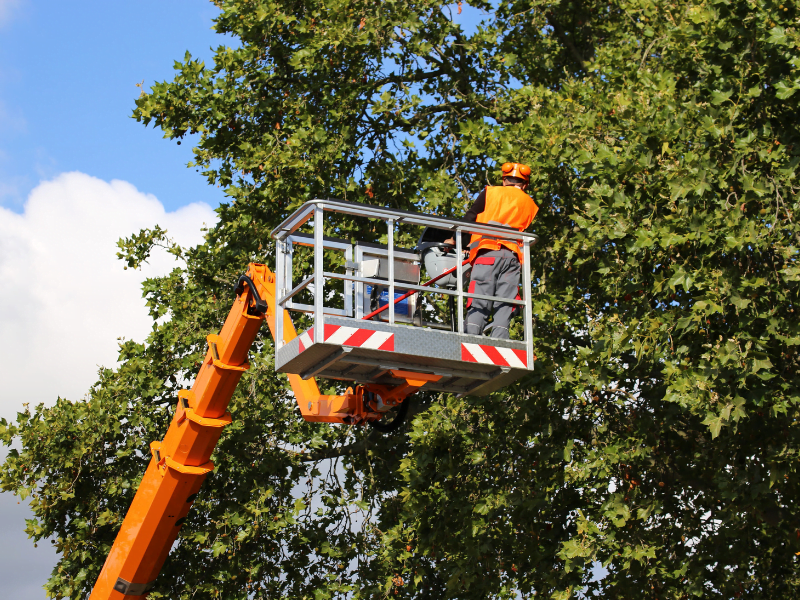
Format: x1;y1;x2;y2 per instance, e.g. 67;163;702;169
276;316;533;396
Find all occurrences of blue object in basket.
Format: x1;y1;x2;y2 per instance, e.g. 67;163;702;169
367;286;411;317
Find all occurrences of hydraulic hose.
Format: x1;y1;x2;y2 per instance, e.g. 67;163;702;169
367;396;410;433
235;274;268;315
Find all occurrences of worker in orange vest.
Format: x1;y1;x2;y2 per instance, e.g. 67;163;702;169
462;162;539;339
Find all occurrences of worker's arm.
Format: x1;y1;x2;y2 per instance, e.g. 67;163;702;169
443;189;486;245
462;188;487;223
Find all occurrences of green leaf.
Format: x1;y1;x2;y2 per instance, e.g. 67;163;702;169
730;294;750;309
774;81;798;100
751;356;773;373
564;439;575;462
702;413;723;439
710;89;733;105
687;6;711;23
767;26;788;46
748;85;763;98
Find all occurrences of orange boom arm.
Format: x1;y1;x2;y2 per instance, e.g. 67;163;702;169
90;264;437;599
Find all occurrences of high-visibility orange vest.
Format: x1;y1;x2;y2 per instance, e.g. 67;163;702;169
468;186;538;263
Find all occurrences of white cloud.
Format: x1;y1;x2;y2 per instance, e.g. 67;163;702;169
0;172;217;419
0;490;58;600
0;0;22;27
0;99;27;134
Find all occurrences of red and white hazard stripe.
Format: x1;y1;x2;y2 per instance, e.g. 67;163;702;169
461;343;528;369
297;325;394;353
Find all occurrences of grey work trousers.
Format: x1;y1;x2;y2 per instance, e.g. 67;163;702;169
463;248;521;339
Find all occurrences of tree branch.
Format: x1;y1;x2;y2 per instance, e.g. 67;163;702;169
302;429;385;462
639;37;663;71
300;399;430;461
371;68;445;90
546;13;587;71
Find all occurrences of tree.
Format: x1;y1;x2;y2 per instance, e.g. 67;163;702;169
3;0;800;597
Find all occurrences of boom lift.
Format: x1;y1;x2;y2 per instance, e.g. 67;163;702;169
90;200;538;599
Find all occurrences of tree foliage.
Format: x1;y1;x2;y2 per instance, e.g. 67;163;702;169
3;0;800;598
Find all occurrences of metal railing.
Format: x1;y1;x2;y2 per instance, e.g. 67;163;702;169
270;199;538;369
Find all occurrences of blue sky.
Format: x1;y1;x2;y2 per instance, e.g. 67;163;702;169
0;1;491;214
0;0;229;213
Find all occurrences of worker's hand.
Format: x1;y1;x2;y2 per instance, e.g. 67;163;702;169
443;237;455;245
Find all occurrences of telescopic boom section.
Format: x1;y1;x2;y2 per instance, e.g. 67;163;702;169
90;263;437;599
89;264;268;599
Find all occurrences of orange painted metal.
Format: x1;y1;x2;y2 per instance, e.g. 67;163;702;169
89;264;439;599
89;266;265;599
251;264;368;423
363;370;442;410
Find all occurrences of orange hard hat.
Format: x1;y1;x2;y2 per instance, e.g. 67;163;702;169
501;162;531;183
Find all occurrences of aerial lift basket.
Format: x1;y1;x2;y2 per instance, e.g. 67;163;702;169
271;199;538;397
